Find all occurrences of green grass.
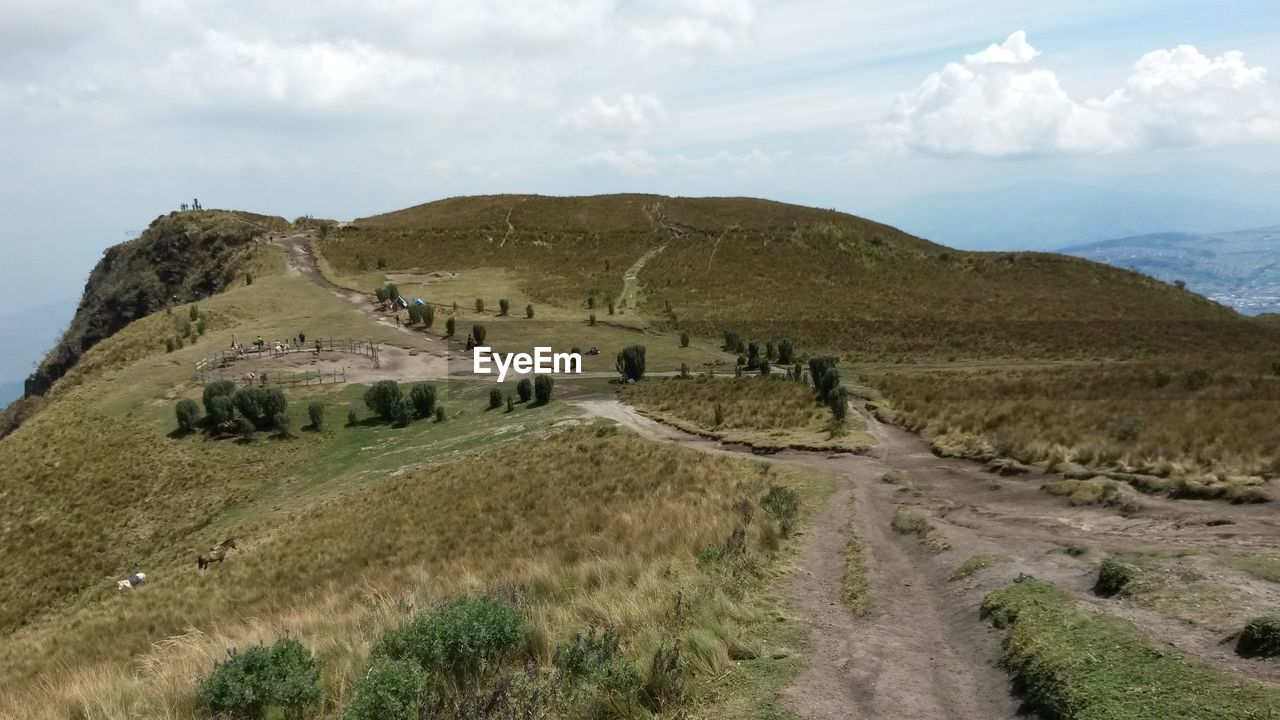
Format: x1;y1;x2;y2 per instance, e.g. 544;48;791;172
890;508;951;553
981;577;1280;720
948;554;1004;582
842;520;870;616
1221;554;1280;584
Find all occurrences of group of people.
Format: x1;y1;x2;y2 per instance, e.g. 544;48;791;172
229;333;310;358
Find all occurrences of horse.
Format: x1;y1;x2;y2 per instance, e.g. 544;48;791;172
197;538;237;570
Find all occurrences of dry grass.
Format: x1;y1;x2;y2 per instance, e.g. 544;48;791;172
620;375;871;451
890;508;951;553
0;425;827;718
874;356;1280;495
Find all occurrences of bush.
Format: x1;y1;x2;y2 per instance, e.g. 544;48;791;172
829;387;849;421
189;304;200;321
498;298;510;315
1094;557;1135;596
516;378;533;403
587;294;596;309
233;387;267;428
777;339;794;365
421;304;434;328
642;642;686;714
722;330;741;351
525;303;534;318
347;408;359;427
209;395;235;426
235;417;255;439
608;300;615;315
534;375;554;405
1236;616;1280;658
556;626;623;680
386;283;399;301
166;337;176;352
616;345;646;381
375;287;388;302
588;313;596;326
759;359;771;375
343;659;425;720
714;404;725;427
489;387;503;410
203;380;237;415
409;383;438;419
245;271;254;286
371;595;525;695
473;324;487;345
274;411;294;438
198;638;321;720
475;298;485;313
761;484;800;537
307;401;325;430
391;398;414;427
809;357;840;402
505;395;515;412
680;332;689;348
364;380;403;420
445;317;456;337
175;399;200;433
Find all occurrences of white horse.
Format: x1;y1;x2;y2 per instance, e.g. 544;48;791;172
117;572;146;590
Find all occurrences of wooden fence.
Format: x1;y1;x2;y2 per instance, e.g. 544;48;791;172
195;338;379;386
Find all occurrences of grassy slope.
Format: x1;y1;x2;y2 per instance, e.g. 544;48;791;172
319;194;1269;360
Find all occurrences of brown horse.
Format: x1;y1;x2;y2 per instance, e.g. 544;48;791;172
197;538;237;570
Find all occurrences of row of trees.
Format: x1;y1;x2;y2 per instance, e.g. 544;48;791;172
363;380;445;427
175;380;296;438
488;375;555;411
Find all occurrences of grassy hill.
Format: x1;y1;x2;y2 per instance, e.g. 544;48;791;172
322;194;1267;360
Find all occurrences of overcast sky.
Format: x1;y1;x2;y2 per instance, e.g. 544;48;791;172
3;0;1280;310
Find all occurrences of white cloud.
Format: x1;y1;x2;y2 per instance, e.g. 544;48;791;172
559;93;670;136
876;32;1280;156
579;148;787;176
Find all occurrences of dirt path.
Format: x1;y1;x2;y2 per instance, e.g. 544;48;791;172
614;244;665;315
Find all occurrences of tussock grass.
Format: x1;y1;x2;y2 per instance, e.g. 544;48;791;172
877;357;1280;496
1041;478;1140;513
890;508;950;553
621;375;871;451
842;498;870;616
0;426;826;718
982;577;1280;720
948;554;1004;582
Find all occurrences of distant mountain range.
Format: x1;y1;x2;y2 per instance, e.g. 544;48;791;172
1060;226;1280;315
880;180;1280;252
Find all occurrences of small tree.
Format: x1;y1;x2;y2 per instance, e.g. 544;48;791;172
475;298;485;313
525;304;534;319
587;294;596;309
713;404;725;427
777;339;795;365
516;378;533;403
245;271;254;286
375;287;388;303
680;332;689;348
421;304;434;328
829;387;849;421
488;387;503;410
534;375;555;405
680;362;690;378
434;406;446;422
392;398;414;427
607;300;615;315
766;342;775;360
347;408;359;427
759;359;772;375
588;313;596;326
505;395;515;412
722;330;741;351
364;380;403;421
616;345;646;382
386;283;400;301
409;383;437;418
189;304;200;322
198;638;321;719
406;305;420;325
445;317;456;337
498;298;510;316
274;411;294;438
746;342;760;369
175;399;200;433
307;401;326;430
166;337;176;352
209;395;235;427
472;324;487;344
203;381;236;414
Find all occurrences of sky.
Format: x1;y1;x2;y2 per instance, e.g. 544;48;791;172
3;0;1280;312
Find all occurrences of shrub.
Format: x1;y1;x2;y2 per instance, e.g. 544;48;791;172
409;383;438;418
307;401;325;430
505;395;515;412
343;659;425;720
386;283;399;301
435;406;446;422
475;298;485;313
498;298;510;315
235;417;255;439
722;330;741;351
371;595;525;696
473;324;487;345
375;287;388;303
1236;616;1280;658
525;303;534;318
209;395;235;427
198;638;321;720
642;642;686;714
232;387;288;430
608;300;615;315
534;375;555;405
713;404;725;427
556;626;623;680
616;345;646;381
489;387;503;410
680;362;690;378
1094;556;1135;596
759;359;771;375
761;485;800;537
588;313;597;326
516;378;533;403
810;357;840;403
166;337;176;352
1114;416;1146;442
777;339;794;365
392;398;414;427
175;399;200;433
244;271;254;285
203;380;237;415
421;304;434;328
189;304;200;321
274;411;294;438
587;294;596;309
364;380;403;420
679;331;689;348
445;317;456;337
829;387;849;421
347;408;359;426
